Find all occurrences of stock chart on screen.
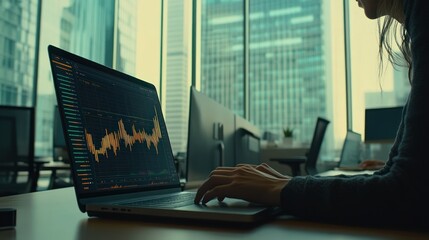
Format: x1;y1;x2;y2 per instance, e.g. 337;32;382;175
50;54;178;193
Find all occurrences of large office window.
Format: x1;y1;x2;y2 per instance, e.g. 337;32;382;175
0;0;39;107
162;0;193;155
35;0;162;157
3;0;399;164
0;0;161;157
251;1;332;147
196;0;347;159
200;0;245;117
348;3;410;160
35;0;116;156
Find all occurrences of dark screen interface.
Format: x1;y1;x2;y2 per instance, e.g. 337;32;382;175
50;53;179;193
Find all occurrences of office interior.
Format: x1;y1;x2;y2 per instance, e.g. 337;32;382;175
0;0;407;193
1;1;419;237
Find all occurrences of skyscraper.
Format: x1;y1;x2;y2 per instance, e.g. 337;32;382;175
115;0;138;76
164;0;192;154
35;0;138;156
0;0;39;106
201;0;245;117
66;0;115;67
201;0;336;149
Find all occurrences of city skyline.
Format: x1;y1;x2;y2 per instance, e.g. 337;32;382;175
34;0;141;156
199;0;342;155
0;0;38;106
0;0;408;160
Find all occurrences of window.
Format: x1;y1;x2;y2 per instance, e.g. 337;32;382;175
162;0;193;154
1;0;162;157
1;0;383;165
0;0;38;107
200;0;245;117
35;0;116;156
35;0;162;156
348;3;410;160
195;0;347;160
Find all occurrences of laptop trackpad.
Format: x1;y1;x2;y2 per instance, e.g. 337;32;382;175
183;198;267;213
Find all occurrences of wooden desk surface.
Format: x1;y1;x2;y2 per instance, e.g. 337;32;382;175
0;188;427;240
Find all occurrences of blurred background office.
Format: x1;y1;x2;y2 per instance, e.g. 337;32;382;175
0;0;409;192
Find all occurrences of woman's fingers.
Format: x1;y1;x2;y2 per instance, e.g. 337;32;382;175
201;183;234;204
255;163;288;179
194;174;231;204
195;164;290;205
195;165;255;204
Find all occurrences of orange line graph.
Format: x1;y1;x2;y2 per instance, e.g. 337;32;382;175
52;59;72;68
85;108;162;162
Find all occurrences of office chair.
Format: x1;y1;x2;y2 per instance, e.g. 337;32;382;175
270;117;330;176
0;106;36;196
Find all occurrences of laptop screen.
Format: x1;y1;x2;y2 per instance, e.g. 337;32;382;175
48;46;179;195
339;131;362;167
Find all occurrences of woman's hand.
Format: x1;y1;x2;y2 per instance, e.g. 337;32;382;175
194;163;290;206
359;159;386;170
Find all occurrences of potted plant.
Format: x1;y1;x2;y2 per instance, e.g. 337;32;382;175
282;127;294;146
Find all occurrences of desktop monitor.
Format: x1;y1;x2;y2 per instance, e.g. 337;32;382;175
53;106;70;163
234;115;261;166
186;87;235;183
364;106;403;143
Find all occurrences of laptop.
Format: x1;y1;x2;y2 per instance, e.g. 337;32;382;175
48;45;280;223
336;130;365;171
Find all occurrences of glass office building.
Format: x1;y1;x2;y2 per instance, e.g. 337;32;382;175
164;0;192;154
115;0;138;76
249;0;328;144
64;0;115;67
1;0;403;161
0;0;39;107
34;0;115;156
201;0;245;117
34;0;138;156
200;0;335;148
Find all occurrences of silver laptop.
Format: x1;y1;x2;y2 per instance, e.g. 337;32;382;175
336;131;364;171
48;45;280;223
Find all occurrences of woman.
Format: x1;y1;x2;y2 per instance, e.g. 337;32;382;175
194;0;429;227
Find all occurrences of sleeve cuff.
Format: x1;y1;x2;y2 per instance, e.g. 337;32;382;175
280;176;308;214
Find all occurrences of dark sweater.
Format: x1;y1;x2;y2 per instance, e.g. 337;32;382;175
281;0;429;228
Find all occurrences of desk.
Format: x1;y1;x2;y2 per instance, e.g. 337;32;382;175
1;188;427;240
0;158;49;193
40;162;71;189
260;146;308;176
317;169;376;177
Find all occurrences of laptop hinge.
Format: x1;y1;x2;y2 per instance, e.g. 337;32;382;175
80;187;182;208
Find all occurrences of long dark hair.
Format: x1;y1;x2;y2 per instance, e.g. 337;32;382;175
378;0;412;82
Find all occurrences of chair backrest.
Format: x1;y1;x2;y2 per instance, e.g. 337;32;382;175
0;117;17;162
0;116;18;182
305;117;330;175
0;106;35;186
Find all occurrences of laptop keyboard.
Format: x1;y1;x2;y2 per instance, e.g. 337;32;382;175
119;192;196;209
